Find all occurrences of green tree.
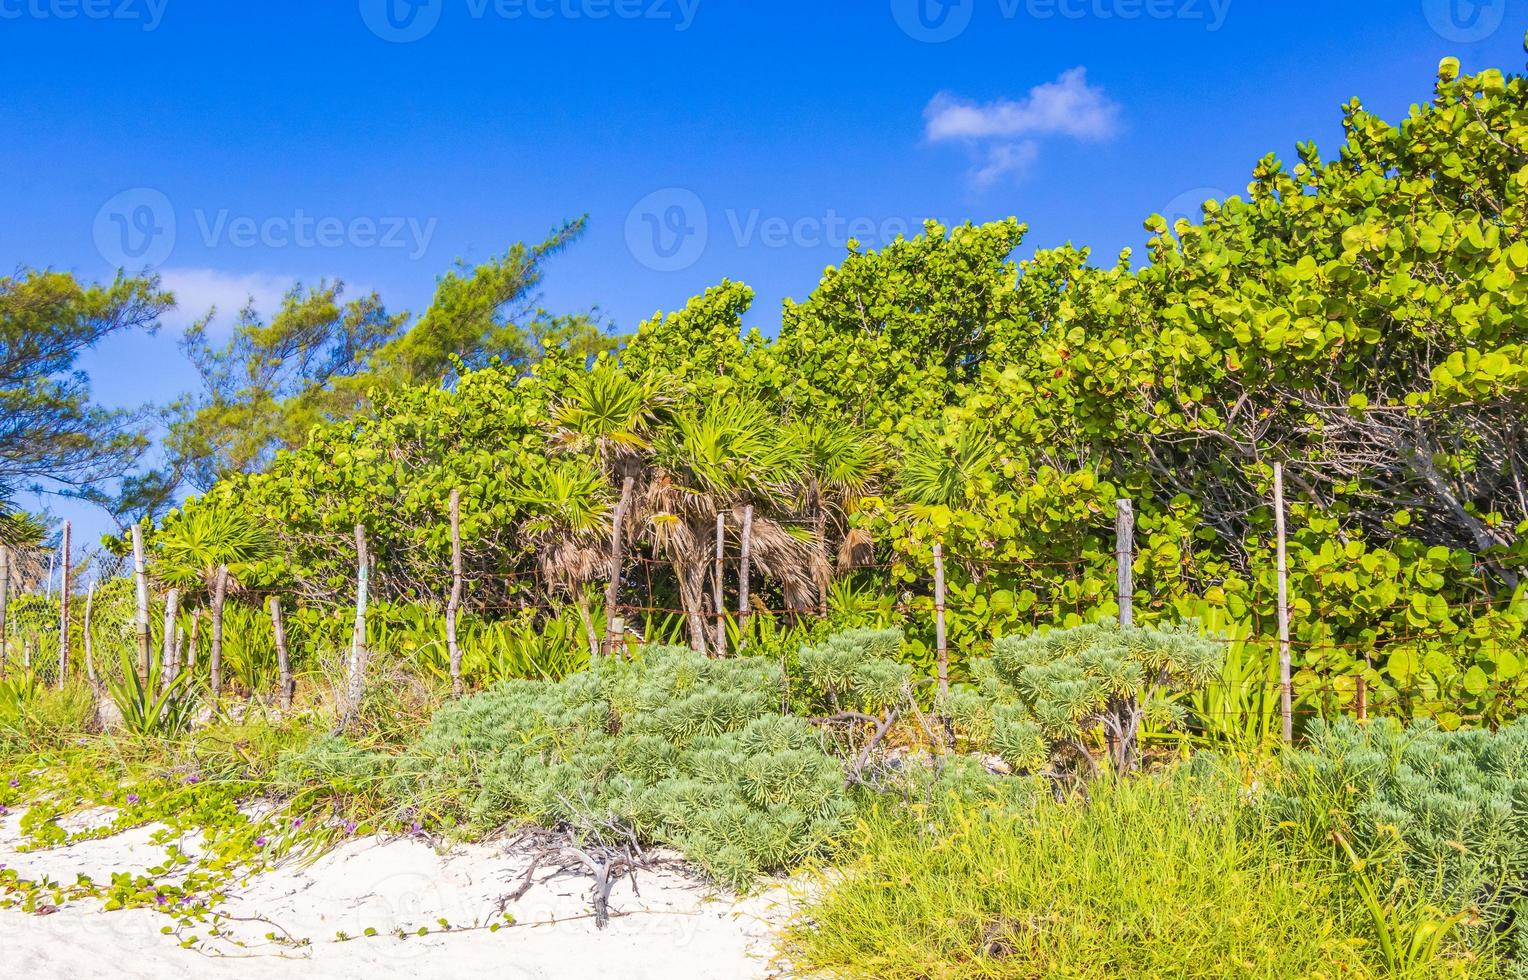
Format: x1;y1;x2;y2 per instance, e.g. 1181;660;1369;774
0;270;171;517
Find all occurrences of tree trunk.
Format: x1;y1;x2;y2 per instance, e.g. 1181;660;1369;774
713;513;727;657
269;595;294;711
738;506;753;649
576;591;600;662
446;489;464;697
210;565;229;698
604;476;635;656
676;558;709;656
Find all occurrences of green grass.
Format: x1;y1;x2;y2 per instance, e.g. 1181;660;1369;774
782;767;1382;980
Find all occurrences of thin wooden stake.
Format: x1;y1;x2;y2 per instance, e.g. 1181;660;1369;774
57;521;71;684
132;523;151;682
83;580;96;684
347;525;369;721
160;587;179;688
738;505;753;649
934;543;948;699
604;476;635;656
714;513;727;657
270;595;293;711
446;489;464;697
210;565;229;698
1115;500;1135;628
1274;463;1293;744
0;544;8;679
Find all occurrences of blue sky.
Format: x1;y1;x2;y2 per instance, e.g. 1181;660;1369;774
1;0;1525;550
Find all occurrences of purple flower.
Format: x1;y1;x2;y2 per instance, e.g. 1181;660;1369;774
254;836;269;848
344;821;358;835
125;794;140;805
0;805;8;817
410;821;423;836
7;779;17;789
290;817;304;830
154;894;167;906
183;774;201;785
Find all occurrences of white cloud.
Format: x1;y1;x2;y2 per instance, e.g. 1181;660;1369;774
156;267;296;332
970;141;1041;188
924;67;1120;188
925;67;1120;142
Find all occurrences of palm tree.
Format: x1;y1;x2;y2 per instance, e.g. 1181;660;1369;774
152;508;273;697
788;421;885;573
507;459;612;657
548;363;671;651
896;424;995;512
642;398;824;653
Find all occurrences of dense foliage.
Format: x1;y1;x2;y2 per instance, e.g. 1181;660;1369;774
128;57;1526;733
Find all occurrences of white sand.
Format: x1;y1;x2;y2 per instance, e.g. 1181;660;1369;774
0;809;797;979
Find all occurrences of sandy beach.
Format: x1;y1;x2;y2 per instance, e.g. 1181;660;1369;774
0;808;794;979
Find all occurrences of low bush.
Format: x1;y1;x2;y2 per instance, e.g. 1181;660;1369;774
388;646;855;889
945;621;1223;773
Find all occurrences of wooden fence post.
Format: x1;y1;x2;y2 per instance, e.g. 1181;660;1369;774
446;489;464;697
738;505;753;649
714;513;727;657
269;595;293;711
347;525;369;720
605;476;635;656
210;565;229;698
934;543;948;699
1115;500;1135;628
132;523;151;682
160;587;179;688
57;521;70;684
0;544;8;679
1274;463;1293;744
82;581;96;684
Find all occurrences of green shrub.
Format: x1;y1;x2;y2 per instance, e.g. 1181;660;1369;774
390;646;853;890
796;627;912;714
1267;716;1528;975
781;764;1372;979
947;621;1222;772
